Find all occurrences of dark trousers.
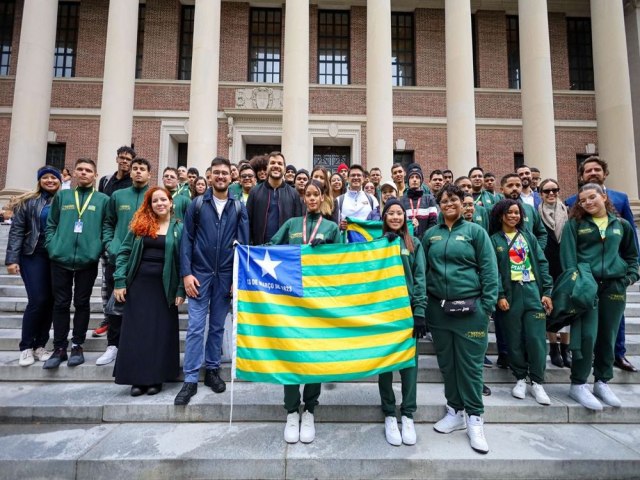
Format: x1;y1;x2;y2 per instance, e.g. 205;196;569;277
284;384;321;414
19;250;53;351
615;315;626;358
104;263;122;347
51;262;98;350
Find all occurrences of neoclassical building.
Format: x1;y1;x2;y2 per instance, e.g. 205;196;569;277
1;0;640;200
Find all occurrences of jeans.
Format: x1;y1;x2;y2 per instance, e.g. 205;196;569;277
615;315;626;358
104;263;122;347
182;274;232;383
51;262;98;350
19;249;53;351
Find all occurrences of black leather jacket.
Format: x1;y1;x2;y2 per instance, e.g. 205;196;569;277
5;194;52;265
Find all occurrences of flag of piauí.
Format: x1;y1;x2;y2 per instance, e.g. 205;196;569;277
345;217;414;243
232;238;415;384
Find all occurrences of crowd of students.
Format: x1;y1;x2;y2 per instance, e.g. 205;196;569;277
4;149;639;456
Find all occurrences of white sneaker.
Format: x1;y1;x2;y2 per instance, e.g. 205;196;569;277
569;383;603;411
284;412;300;443
593;381;622;408
511;379;527;399
96;346;118;366
401;416;416;445
384;416;402;446
299;411;316;443
467;415;489;454
33;347;52;362
18;349;34;367
433;405;466;434
530;382;551;406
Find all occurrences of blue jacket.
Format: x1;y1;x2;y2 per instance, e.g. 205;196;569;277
566;187;639;257
180;189;249;278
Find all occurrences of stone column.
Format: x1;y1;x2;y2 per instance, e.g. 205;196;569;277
518;0;557;178
592;0;638;197
187;0;221;174
4;0;58;193
96;0;139;178
366;0;393;173
445;0;476;175
282;0;310;169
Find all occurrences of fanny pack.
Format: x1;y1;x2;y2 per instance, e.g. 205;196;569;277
441;297;478;316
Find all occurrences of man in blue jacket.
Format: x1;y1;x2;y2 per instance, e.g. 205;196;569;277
174;156;250;405
566;156;639;372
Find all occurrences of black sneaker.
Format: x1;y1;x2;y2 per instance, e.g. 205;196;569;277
42;348;68;369
67;345;85;367
204;368;226;393
174;382;198;405
482;384;492;396
483;356;493;368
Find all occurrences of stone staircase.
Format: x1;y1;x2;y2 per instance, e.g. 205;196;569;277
1;224;640;479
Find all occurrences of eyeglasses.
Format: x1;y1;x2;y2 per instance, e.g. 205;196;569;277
240;174;255;180
541;188;559;195
212;170;230;177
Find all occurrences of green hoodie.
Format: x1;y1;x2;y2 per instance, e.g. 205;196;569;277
491;228;553;303
397;236;427;319
45;186;109;270
269;212;341;245
113;219;185;305
422;217;499;315
561;213;639;284
103;184;149;264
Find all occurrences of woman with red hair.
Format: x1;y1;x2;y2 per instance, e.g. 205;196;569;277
113;187;185;396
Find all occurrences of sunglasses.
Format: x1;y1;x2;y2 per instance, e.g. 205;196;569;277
541;188;560;194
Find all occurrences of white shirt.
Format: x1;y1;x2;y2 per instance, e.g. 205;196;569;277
212;196;228;217
340;189;379;220
520;191;535;208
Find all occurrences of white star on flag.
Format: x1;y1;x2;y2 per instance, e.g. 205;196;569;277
255;250;282;280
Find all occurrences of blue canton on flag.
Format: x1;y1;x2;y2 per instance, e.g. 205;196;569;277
236;245;303;297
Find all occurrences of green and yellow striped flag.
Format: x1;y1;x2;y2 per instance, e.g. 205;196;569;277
232;238;415;384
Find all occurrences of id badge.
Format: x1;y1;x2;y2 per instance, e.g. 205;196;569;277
74;220;84;233
522;269;531;283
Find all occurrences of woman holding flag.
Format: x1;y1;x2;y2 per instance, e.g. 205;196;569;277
422;183;498;454
269;179;340;444
377;199;426;446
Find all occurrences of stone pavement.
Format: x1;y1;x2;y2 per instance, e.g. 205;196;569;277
1;224;640;479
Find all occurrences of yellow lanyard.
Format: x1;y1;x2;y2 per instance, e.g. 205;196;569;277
74;188;95;219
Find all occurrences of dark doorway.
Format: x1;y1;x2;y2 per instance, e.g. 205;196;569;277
313;146;351;173
246;144;282;160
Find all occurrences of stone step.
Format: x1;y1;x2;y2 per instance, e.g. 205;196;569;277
0;285;101;298
1;352;639;384
0;313;190;331
0;422;639;479
1;381;640;425
0;297;189;314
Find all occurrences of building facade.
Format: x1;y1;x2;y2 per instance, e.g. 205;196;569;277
0;0;639;198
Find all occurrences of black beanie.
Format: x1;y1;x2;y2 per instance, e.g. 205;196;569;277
406;163;424;184
381;198;406;218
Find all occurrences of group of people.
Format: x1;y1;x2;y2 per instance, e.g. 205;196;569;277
4;148;639;456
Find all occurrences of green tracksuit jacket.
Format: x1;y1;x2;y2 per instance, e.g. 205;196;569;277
491;228;553;304
422;217;499;315
269;213;341;245
560;213;639;284
473;190;496;210
520;202;548;250
103;184;149;264
171;192;191;221
45;186;109;270
113;218;185;305
398;236;427;319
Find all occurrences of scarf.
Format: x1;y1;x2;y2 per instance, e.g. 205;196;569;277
539;201;568;242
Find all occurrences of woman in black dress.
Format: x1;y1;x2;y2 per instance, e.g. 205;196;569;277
113;187;185;396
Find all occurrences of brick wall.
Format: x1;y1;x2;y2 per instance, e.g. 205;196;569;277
142;0;181;80
350;6;366;85
220;2;249;82
0;118;10;188
48;118;100;171
309;5;318;84
51;81;102;109
134;83;190;111
131;119;162;178
75;0;108;78
549;12;571;90
8;0;22;76
476;10;508;89
415;9;445;88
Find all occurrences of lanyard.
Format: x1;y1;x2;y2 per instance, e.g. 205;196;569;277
473;193;483;205
409;199;419;219
303;215;323;244
74;188;95;219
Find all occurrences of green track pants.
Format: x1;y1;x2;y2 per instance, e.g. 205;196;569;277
501;281;547;384
427;298;488;416
571;279;627;384
284;383;321;414
378;340;419;418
